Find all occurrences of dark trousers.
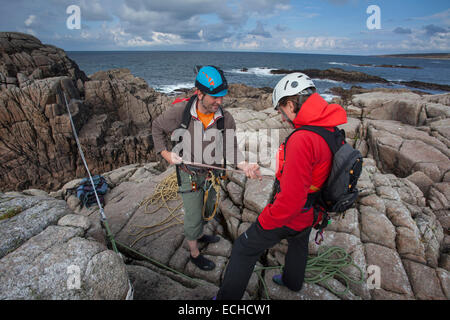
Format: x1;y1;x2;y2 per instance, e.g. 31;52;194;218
216;221;311;300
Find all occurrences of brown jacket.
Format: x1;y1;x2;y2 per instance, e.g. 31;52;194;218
152;96;244;165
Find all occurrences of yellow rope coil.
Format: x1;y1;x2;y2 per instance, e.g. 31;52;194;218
130;170;222;246
130;172;184;247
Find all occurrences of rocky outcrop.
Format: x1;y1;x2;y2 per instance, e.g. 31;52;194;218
270;67;389;83
268;68;449;92
0;192;130;299
354;64;421;69
350;92;450;186
393;80;450;92
342;92;449;242
0;32;88;92
0;32;174;192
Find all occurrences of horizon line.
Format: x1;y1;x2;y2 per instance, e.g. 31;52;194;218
65;49;450;57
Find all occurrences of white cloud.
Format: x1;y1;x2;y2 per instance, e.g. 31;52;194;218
24;15;36;27
151;31;184;45
126;36;154;46
236;40;260;49
292;36;348;50
108;24;185;47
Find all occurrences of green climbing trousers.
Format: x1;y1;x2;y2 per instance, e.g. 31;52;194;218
178;169;218;241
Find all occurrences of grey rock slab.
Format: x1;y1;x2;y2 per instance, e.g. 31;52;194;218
126;264;218;300
264;268;340;300
203;237;232;258
402;259;446;300
0;195;72;259
0;224;128;299
58;214;91;230
243;177;275;213
326;208;360;238
226;181;244;207
436;268;450;299
184;255;227;286
360;208;397;249
364;243;414;297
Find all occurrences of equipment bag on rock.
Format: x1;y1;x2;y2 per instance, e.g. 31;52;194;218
76;175;109;208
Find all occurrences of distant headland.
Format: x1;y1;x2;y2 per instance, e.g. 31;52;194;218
377;53;450;60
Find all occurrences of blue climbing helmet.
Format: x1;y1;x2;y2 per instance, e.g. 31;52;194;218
195;65;228;97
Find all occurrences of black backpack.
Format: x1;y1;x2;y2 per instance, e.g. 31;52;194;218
76;175;109;208
282;126;363;241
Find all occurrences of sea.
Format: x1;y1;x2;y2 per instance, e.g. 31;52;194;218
67;51;450;101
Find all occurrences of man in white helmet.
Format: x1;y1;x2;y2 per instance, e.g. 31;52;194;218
216;73;347;299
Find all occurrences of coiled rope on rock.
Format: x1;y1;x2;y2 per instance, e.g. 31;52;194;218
254;245;365;299
130;172;184;247
129;170;221;246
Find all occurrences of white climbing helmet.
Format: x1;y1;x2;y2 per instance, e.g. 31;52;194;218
272;72;316;110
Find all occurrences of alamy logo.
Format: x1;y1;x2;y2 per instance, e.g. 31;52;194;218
367;265;381;289
67;265;81;290
66;5;81;30
366;5;381;30
170;126;279;168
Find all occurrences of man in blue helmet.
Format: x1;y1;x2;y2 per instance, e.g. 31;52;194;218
152;66;261;271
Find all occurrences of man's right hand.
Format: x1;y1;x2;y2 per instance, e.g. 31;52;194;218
161;150;183;165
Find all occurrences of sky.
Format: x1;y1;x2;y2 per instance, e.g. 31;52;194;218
0;0;449;55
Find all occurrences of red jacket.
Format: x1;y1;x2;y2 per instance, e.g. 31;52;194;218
258;93;347;231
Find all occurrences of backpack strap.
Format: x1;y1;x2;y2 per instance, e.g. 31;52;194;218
179;95;198;130
174;95;197;184
281;125;344;167
216;108;226;169
297;125;345;155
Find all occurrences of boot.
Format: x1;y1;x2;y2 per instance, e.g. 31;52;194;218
190;254;216;271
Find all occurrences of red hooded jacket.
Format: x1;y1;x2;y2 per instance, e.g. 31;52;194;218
258;93;347;231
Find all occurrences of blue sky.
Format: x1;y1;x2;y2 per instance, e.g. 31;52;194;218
1;0;449;54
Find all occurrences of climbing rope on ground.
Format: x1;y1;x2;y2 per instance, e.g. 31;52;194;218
130;172;221;247
130;171;184;247
129;169;222;246
62;90;134;300
254;246;365;299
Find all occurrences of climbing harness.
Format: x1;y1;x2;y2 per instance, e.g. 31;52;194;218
254;246;365;299
62;90;134;300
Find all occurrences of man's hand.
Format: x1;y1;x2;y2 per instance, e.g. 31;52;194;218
238;161;262;180
161;150;183;165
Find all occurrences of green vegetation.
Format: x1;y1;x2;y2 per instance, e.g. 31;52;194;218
0;206;23;221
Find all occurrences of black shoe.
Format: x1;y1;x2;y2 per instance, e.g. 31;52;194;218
198;234;220;244
190;254;216;271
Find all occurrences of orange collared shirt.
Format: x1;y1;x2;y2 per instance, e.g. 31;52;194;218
196;108;215;129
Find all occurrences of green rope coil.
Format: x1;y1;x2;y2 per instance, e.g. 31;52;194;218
254;246;365;299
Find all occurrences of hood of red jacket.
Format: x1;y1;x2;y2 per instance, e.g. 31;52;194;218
293;93;347;128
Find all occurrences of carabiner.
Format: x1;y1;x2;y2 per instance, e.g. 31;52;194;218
315;230;324;245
